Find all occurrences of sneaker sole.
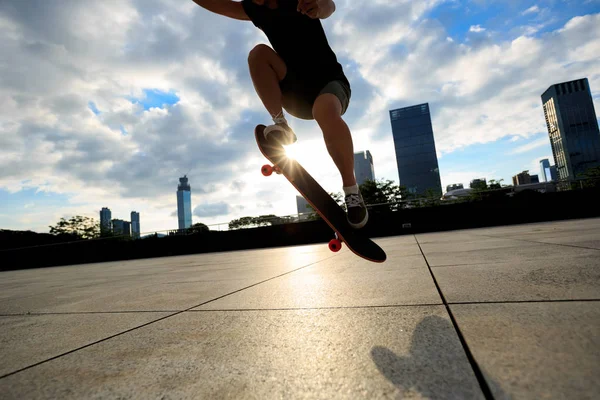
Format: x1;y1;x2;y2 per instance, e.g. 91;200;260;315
348;210;369;229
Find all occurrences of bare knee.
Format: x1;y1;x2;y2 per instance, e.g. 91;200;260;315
248;44;271;67
313;94;342;126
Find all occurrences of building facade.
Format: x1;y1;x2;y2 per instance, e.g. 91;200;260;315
513;171;532;186
100;207;112;235
541;78;600;181
354;150;375;186
389;103;442;196
446;184;464;192
131;211;140;239
112;219;131;236
177;175;192;230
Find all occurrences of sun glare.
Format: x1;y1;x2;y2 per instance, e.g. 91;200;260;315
284;144;300;160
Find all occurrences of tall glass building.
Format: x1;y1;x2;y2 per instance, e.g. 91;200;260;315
539;159;551;182
541;78;600;181
389;103;442;196
354;150;375;186
177;175;192;230
100;207;111;235
131;211;140;239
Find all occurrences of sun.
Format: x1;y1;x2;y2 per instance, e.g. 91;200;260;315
284;143;300;160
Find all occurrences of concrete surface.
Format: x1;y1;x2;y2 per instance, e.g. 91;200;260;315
1;218;599;399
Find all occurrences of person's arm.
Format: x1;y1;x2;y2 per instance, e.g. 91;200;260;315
297;0;336;19
190;0;250;21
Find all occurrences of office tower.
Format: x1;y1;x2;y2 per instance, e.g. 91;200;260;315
131;211;140;239
112;219;130;236
177;175;192;230
539;159;551;182
542;78;600;181
296;196;310;215
549;165;558;181
470;178;487;190
100;207;111;235
389;103;442;196
354;150;375;186
513;171;532;186
530;174;540;184
446;183;464;192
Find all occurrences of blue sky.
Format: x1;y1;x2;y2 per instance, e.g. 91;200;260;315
0;0;598;234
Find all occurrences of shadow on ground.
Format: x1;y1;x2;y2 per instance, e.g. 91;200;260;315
370;315;509;399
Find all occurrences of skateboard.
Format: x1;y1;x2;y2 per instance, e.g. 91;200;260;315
255;124;387;263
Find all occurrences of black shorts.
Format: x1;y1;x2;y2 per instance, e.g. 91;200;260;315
279;71;351;120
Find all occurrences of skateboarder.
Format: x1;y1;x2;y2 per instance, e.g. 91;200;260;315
191;0;369;229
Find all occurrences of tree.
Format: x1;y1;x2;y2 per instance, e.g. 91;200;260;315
359;179;406;212
189;223;209;234
228;214;291;230
49;216;100;239
578;166;600;189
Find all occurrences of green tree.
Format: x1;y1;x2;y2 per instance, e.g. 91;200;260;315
228;214;292;230
578;166;600;188
189;223;209;234
359;179;406;212
49;216;100;239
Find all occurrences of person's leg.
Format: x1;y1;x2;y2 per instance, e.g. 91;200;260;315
248;44;297;143
312;89;368;228
312;93;356;187
247;44;287;117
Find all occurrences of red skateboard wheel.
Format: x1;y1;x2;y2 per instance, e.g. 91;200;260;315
261;164;273;176
328;238;342;252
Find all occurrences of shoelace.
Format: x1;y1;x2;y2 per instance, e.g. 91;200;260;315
345;194;362;208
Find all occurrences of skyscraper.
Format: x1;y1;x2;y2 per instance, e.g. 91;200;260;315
131;211;140;239
112;219;131;236
539;159;551;182
296;195;310;215
389;103;442;196
542;78;600;181
513;171;532;186
100;207;111;235
354;151;375;186
177;175;192;230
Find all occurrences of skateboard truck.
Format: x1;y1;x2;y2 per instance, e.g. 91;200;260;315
261;164;282;176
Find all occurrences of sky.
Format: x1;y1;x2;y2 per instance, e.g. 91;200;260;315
0;0;599;235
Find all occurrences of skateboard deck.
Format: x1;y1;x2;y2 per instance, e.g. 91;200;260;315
255;124;386;263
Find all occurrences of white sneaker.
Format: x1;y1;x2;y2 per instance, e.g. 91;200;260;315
264;119;297;145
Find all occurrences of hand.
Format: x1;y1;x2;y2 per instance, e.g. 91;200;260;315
297;0;322;19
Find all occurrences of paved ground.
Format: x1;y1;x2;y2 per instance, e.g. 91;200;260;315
1;218;599;399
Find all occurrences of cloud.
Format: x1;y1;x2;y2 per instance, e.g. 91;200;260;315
0;1;599;233
469;25;486;33
193;202;233;218
522;5;540;16
510;137;551;154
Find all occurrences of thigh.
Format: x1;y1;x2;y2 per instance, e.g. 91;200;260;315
316;80;351;116
280;70;318;120
248;44;287;81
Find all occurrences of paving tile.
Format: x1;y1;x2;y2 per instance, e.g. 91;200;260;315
451;302;600;399
0;312;170;377
431;250;600;302
0;245;333;313
0;307;484;399
196;252;441;310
